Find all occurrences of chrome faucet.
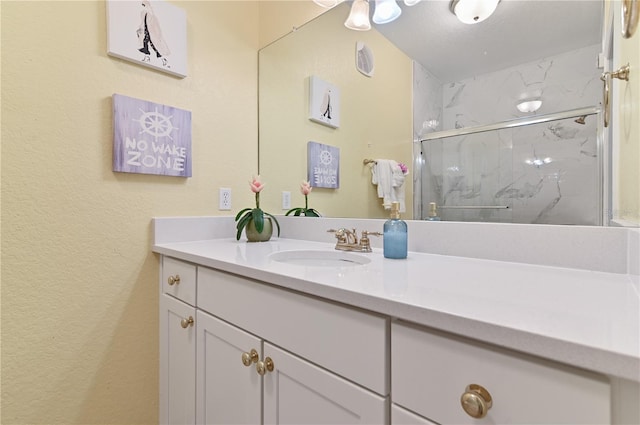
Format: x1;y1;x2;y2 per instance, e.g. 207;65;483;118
327;228;382;252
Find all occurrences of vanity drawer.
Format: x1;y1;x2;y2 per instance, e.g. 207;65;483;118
162;257;196;306
197;267;389;395
391;321;610;424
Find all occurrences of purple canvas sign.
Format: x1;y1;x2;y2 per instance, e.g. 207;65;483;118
112;93;192;177
307;141;339;188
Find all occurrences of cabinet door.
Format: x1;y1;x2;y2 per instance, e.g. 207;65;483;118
160;294;196;425
196;311;262;425
391;404;437;425
263;343;388;425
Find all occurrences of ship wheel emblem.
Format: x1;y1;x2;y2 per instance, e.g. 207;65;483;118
134;107;177;141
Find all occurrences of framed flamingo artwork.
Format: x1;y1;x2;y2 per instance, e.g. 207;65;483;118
106;0;187;78
308;76;341;129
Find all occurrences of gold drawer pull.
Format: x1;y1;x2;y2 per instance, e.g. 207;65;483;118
461;384;493;419
180;316;194;329
256;357;274;376
168;275;181;286
242;349;259;367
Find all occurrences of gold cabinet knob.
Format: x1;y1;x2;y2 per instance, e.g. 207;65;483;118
460;384;493;419
241;349;259;367
168;275;181;286
180;316;194;329
256;357;274;376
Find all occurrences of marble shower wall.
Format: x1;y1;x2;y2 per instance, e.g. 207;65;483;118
413;62;443;138
415;44;602;225
442;44;602;129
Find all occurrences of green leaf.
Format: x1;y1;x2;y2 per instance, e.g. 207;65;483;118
235;208;252;221
252;208;264;233
235;211;251;230
235;212;252;240
264;212;280;237
294;210;301;216
285;207;300;216
305;209;320;217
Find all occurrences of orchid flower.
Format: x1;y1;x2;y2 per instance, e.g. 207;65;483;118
249;175;265;193
285;179;320;217
300;180;312;196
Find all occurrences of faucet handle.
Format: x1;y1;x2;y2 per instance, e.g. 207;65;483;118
362;230;382;238
359;230;382;252
327;228;347;243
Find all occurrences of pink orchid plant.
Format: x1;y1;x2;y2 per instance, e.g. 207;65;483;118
285;180;320;217
235;175;280;240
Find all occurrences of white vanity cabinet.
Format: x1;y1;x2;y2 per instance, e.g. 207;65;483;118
196;311;388;424
159;257;197;425
196;266;389;424
158;253;637;425
391;321;611;424
160;256;389;425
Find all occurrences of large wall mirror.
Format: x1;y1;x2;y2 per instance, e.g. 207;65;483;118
259;1;607;224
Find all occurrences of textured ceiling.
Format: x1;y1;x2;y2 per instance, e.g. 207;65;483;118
371;0;602;83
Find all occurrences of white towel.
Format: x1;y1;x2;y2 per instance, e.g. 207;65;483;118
371;159;405;212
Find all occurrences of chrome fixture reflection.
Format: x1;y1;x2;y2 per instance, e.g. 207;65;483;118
345;0;371;30
450;0;499;24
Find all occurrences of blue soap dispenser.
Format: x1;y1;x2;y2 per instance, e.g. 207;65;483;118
383;201;408;259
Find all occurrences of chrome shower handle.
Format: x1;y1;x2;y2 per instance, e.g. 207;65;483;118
601;63;630;128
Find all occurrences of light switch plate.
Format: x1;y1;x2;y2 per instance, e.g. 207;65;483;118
282;191;291;210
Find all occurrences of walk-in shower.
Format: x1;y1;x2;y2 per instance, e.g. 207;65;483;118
415;107;601;225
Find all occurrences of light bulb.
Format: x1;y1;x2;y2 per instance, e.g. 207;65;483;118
373;0;402;24
345;0;371;30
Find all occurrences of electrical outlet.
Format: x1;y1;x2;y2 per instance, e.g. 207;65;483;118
282;191;291;210
219;188;231;211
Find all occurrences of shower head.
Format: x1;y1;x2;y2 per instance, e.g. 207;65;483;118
574;115;587;125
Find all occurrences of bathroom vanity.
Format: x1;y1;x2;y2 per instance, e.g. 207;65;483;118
153;216;639;425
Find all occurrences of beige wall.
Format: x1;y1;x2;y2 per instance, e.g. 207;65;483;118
1;1;259;423
258;0;326;48
259;2;413;219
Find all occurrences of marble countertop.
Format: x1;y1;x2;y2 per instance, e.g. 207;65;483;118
153;237;639;382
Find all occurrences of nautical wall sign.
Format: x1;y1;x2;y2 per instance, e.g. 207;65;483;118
307;141;339;188
112;93;192;177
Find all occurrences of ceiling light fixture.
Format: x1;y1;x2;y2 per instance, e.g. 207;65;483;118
345;0;372;31
450;0;499;24
372;0;402;24
516;98;543;113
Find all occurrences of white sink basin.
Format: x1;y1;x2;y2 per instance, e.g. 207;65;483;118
269;250;371;267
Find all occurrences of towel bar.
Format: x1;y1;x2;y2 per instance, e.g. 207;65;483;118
438;205;509;209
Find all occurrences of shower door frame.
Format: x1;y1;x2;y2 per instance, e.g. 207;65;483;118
413;106;604;225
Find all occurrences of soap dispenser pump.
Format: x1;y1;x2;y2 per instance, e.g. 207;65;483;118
383;201;408;259
426;202;441;221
